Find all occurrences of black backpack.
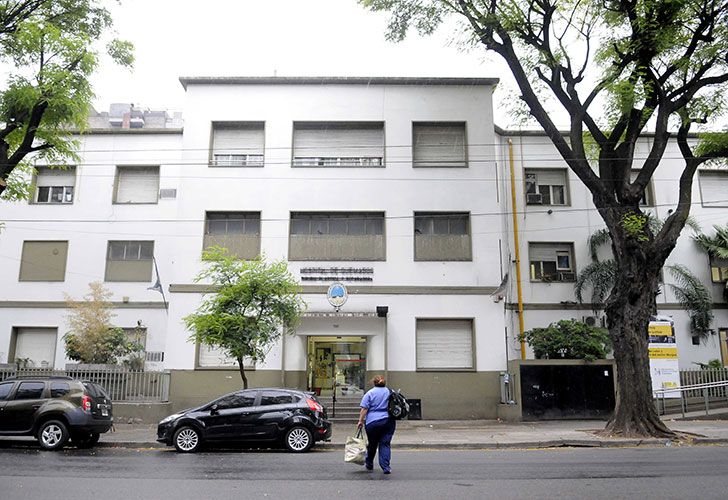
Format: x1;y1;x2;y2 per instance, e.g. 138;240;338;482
388;389;409;420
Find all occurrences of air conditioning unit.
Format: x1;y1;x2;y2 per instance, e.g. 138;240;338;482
559;272;576;281
159;188;177;199
526;193;543;205
583;315;606;328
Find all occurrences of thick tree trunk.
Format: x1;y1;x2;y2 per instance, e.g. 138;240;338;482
237;357;248;389
603;238;676;438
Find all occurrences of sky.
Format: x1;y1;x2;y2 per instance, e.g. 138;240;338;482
91;0;522;126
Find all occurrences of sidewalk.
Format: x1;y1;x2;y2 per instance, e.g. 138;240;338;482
99;418;728;450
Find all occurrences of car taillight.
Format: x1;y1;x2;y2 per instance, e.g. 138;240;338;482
82;395;92;412
306;398;323;413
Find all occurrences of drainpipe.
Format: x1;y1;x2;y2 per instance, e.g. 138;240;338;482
507;139;527;359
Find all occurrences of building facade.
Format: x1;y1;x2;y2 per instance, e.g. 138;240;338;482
0;77;726;418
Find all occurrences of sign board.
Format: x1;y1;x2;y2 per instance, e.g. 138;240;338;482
326;282;348;310
648;319;680;398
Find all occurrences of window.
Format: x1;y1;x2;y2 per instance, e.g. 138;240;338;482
11;327;57;368
292;122;384;167
204;212;261;259
197;344;255;368
289;212;385;261
412;122;466;167
215;391;257;410
114;166;159;204
416;319;474;370
105;240;154;282
50;382;71;398
699;170;728;207
34;167;75;204
630;170;655;206
0;382;13;400
19;241;68;282
260;391;297;406
525;169;568;205
211;122;265;167
529;243;576;282
414;212;471;261
14;382;45;400
710;255;728;283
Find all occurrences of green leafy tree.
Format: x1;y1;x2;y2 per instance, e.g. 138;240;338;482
64;282;143;364
694;223;728;301
520;319;612;362
184;248;306;389
362;0;728;437
576;222;715;339
0;0;133;198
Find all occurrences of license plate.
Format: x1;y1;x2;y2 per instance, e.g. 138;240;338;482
101;409;109;417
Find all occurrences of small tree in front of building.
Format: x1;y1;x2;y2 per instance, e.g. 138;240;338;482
520;319;612;362
64;282;143;364
184;248;306;389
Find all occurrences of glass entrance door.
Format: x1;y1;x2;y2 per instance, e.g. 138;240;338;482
307;336;367;397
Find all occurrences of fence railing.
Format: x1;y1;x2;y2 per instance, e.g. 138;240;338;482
679;369;728;398
0;367;170;402
655;379;728;417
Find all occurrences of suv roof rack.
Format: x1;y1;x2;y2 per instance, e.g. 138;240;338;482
2;375;74;381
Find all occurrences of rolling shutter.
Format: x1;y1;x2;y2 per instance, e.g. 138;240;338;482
413;123;466;167
212;124;264;156
535;169;566;186
15;328;57;368
36;167;75;187
699;171;728;207
416;319;473;369
116;167;159;203
293;123;384;159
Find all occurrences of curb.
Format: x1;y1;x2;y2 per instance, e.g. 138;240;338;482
96;437;728;450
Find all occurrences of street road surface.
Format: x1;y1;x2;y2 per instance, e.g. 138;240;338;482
0;443;727;499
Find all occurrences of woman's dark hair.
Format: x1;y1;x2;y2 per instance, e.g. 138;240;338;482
373;375;386;387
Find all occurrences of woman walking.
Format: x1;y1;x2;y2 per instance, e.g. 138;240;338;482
357;375;395;474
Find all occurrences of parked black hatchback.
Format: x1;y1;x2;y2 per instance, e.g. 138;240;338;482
157;388;332;453
0;376;113;450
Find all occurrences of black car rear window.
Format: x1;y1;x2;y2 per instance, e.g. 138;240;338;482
14;381;45;400
0;382;13;400
83;382;109;399
260;391;298;406
50;382;71;398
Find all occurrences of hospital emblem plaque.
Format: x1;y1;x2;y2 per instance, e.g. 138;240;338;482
326;282;348;310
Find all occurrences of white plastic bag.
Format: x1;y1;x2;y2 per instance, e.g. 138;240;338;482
344;427;367;465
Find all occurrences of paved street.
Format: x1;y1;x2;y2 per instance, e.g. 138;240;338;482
1;444;727;499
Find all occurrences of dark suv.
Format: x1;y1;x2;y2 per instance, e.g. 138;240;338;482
0;376;113;450
157;388;332;453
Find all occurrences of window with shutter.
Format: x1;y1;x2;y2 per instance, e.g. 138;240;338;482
105;240;154;282
699;170;728;207
416;319;474;370
630;170;655;206
211;122;265;167
710;255;728;282
414;212;471;261
203;212;261;259
114;166;159;204
289;212;385;260
524;169;568;205
292;122;384;167
34;167;76;204
19;241;68;281
12;327;57;368
529;242;576;282
413;122;467;167
197;344;255;368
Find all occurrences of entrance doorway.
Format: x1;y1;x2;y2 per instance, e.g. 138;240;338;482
307;336;367;397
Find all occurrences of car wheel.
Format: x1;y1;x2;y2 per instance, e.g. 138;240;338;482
38;420;69;451
173;426;202;453
73;432;100;449
284;426;313;453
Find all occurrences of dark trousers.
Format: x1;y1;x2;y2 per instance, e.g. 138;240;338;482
365;417;396;472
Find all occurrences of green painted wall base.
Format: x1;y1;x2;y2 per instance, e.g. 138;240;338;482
165;369;502;419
